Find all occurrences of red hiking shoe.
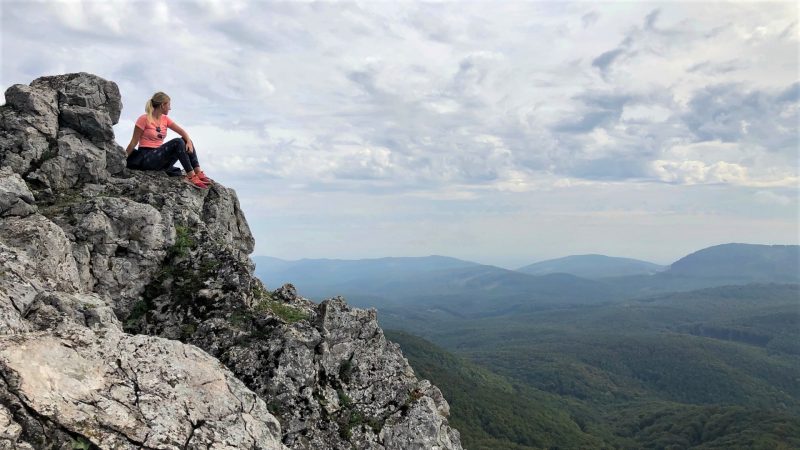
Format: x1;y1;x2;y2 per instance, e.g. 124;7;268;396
196;170;214;184
183;174;208;189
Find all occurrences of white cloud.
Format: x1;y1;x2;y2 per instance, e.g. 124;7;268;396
194;0;250;21
49;1;92;32
649;159;767;186
4;0;798;261
329;145;395;180
659;140;799;187
47;0;142;36
424;98;460;114
664;141;750;164
621;104;673;123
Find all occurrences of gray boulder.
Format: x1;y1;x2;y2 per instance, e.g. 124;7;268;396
31;71;122;125
0;72;125;195
34;129;113;190
0;326;287;449
68;195;169;309
0;168;36;217
0;107;52;176
3;83;59;138
0;213;82;298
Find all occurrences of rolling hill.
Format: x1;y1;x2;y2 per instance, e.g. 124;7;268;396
255;257;622;315
254;244;799;318
665;243;799;282
387;299;800;450
516;254;665;279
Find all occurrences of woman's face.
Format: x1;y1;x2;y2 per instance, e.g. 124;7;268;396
161;101;171;115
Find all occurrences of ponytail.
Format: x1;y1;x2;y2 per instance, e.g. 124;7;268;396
145;91;171;124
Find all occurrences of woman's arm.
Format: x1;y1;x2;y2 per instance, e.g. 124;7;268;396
168;122;194;153
125;127;144;156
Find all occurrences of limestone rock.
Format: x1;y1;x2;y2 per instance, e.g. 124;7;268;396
1;72;124;194
0;327;287;449
0;213;82;297
24;291;121;332
0;107;52;176
68;195;168;309
273;283;299;302
0;169;36;217
61;104;115;143
376;379;459;449
0;402;32;450
134;250;462;449
29;129;110;191
3;83;59;138
0;72;463;450
0;210;95;335
202;185;256;255
31;71;122;125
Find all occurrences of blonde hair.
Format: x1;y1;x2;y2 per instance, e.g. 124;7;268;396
145;92;171;124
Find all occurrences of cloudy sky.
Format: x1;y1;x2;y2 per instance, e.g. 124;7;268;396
2;0;798;268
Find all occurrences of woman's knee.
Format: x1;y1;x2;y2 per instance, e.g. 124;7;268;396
167;138;186;154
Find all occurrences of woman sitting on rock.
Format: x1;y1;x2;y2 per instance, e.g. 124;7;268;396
124;92;212;189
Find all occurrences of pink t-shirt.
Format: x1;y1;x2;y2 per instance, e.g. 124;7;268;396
135;114;174;148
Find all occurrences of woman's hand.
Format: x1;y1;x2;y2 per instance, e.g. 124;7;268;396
169;123;193;153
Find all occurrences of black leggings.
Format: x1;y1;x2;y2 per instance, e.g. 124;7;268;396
126;137;199;172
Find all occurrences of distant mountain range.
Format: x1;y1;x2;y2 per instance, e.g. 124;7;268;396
253;244;799;314
253;255;477;281
516;254;666;279
666;243;799;281
254;255;623;313
595;243;800;297
253;244;800;449
252;255;479;300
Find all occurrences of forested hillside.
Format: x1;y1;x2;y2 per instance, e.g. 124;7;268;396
386;284;800;449
254;249;800;448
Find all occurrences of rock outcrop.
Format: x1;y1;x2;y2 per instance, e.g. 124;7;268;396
0;73;462;449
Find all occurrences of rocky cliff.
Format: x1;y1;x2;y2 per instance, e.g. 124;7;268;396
0;73;462;450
